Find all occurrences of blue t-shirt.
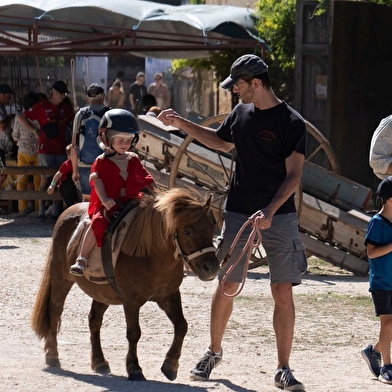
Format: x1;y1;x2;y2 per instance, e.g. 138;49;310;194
364;213;392;291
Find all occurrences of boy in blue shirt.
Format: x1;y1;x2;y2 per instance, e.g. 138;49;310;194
362;176;392;384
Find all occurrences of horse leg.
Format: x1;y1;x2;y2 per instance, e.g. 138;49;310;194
44;279;74;367
123;302;146;381
156;290;188;381
89;300;111;374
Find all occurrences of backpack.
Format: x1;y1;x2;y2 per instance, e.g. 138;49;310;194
77;106;110;164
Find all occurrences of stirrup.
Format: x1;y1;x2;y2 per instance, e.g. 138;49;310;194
70;256;87;276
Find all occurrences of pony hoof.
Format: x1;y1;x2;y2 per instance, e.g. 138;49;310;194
161;364;177;381
128;372;146;381
46;357;61;367
94;363;111;374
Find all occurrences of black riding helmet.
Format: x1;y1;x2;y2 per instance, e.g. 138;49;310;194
99;108;140;149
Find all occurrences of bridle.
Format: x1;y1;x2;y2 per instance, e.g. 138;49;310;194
173;231;216;265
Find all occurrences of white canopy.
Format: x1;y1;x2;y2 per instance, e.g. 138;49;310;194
0;0;265;58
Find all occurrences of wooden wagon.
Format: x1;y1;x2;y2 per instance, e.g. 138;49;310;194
136;112;372;276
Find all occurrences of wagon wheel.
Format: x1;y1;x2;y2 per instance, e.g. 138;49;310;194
168;114;339;269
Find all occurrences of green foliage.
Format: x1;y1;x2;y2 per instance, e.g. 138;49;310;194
254;0;296;103
190;0;205;4
172;0;297;106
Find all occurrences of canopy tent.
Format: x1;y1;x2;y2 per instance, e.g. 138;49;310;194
0;0;266;59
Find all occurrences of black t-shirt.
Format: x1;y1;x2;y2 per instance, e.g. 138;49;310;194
128;83;147;113
216;102;306;215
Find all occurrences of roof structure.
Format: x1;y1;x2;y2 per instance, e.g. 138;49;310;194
0;0;266;59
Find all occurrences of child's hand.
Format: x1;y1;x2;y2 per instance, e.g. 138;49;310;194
102;198;116;211
47;185;54;195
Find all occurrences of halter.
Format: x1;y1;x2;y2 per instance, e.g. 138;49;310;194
173;231;216;265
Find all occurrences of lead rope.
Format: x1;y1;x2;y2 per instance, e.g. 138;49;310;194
219;215;263;298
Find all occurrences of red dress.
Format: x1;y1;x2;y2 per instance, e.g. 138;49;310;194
88;154;154;246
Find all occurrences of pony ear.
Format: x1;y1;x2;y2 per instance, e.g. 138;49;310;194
205;193;213;211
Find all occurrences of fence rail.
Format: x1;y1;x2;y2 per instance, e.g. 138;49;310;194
0;166;63;202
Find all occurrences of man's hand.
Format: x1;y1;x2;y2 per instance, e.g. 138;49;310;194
157;109;180;126
249;209;272;230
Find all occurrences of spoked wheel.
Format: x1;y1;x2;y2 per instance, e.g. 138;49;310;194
168;114;339;270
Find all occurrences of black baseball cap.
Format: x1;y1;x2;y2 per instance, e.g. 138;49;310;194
51;80;70;94
87;83;104;98
220;54;269;89
0;84;14;94
376;176;392;202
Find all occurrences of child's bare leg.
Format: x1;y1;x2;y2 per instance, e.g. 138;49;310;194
379;315;392;366
79;225;97;259
70;225;96;276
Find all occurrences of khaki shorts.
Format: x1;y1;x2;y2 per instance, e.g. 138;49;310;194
217;210;307;285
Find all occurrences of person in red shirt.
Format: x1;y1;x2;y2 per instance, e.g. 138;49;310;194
47;144;80;208
17;80;75;221
70;109;154;276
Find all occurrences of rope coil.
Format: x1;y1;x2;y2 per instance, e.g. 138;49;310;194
219;214;263;298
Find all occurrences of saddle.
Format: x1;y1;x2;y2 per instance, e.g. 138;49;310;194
83;201;138;292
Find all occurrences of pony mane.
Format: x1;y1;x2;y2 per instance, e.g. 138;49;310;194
119;188;211;258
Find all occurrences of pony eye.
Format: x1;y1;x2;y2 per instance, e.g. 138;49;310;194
183;229;191;236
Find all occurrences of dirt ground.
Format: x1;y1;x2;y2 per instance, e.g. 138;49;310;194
0;214;389;392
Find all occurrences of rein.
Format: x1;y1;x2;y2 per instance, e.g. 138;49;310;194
173;231;216;265
219;215;263;298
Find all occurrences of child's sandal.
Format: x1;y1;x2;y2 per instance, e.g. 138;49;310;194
70;256;87;277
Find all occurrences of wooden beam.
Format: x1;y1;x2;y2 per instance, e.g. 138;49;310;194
0;190;63;201
0;166;57;176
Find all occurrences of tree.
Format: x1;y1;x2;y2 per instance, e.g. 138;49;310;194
172;1;296;106
254;0;296;103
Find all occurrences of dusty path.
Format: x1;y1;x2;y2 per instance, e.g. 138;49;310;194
0;215;387;391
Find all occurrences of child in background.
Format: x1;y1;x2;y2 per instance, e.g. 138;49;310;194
362;176;392;384
47;144;80;209
70;109;154;276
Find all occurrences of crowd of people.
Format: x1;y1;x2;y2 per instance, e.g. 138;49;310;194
0;68;168;218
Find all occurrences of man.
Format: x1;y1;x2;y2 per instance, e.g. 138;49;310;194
0;84;15;188
369;115;392;179
147;72;170;109
128;72;147;115
70;83;108;202
17;80;75;220
158;54;307;390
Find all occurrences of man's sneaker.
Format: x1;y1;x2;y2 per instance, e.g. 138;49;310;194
274;366;304;391
190;349;223;381
361;344;382;377
379;365;392;384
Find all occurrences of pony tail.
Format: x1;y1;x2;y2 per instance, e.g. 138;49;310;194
31;250;55;339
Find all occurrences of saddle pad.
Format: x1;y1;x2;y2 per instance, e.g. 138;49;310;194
83;208;138;284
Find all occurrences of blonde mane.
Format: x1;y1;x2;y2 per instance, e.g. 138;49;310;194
119;188;211;258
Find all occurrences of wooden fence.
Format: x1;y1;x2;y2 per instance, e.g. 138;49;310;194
0;166;63;212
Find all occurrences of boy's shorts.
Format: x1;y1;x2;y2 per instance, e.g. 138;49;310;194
38;153;66;177
78;166;92;195
217;210;307;285
371;290;392;316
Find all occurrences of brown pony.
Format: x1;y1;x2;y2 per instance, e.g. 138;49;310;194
31;188;220;381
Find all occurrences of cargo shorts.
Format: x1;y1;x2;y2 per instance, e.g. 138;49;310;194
217;210;307;285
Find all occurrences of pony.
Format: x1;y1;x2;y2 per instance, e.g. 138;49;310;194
31;187;220;381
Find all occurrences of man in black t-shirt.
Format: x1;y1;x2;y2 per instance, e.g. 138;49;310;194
128;72;147;115
158;54;307;391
